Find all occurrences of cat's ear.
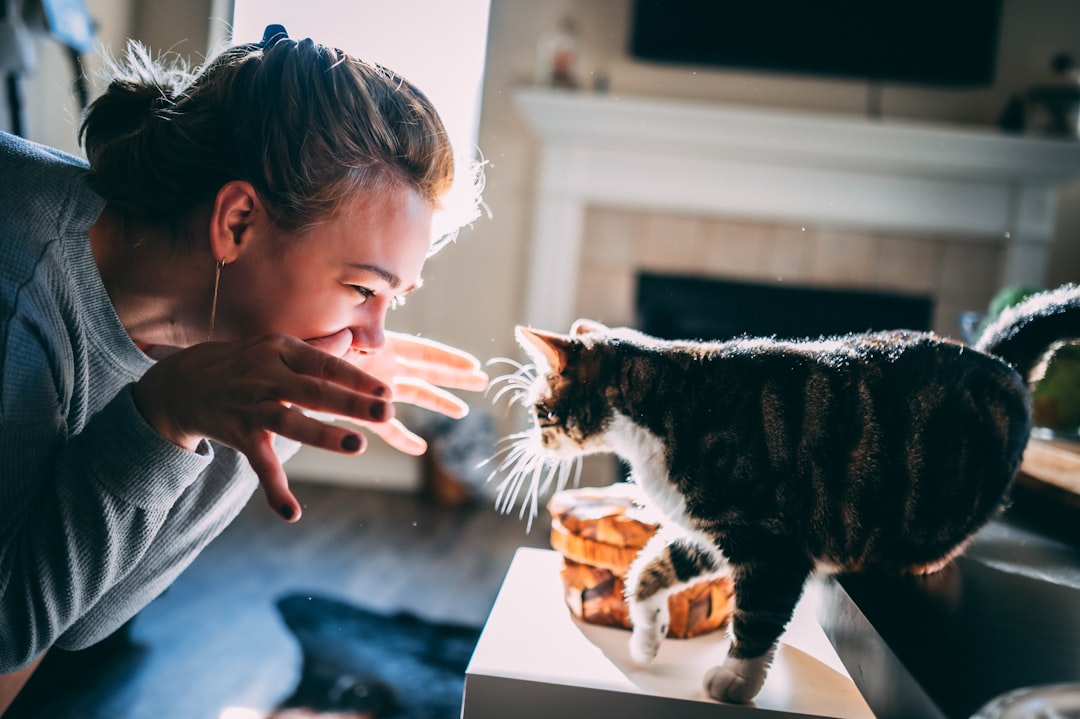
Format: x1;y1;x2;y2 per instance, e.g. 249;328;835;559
515;326;574;374
570;318;608;336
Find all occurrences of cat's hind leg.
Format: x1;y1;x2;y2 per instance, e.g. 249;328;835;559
625;534;722;665
704;555;811;704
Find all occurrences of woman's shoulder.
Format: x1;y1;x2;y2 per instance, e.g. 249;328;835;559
0;132;100;301
0;131;89;191
0;130;86;161
0;131;98;245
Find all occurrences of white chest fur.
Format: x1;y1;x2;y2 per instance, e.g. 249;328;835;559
606;413;688;525
605;413;728;570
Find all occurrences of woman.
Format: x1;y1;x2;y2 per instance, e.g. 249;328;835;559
0;25;488;705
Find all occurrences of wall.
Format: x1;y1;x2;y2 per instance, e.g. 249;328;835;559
2;0;129;152
458;0;1080;375
9;0;1080;490
4;0;216;154
14;0;1079;357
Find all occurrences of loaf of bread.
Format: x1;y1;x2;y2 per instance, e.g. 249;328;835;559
548;483;733;638
548;483;658;572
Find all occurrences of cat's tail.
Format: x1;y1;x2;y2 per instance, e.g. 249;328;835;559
974;283;1080;382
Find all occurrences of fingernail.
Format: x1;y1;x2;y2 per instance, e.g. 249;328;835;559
373;385;389;398
369;402;386;421
341;433;361;452
280;504;295;520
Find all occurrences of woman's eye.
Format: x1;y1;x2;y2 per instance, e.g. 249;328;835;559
349;286;406;309
350;285;375;304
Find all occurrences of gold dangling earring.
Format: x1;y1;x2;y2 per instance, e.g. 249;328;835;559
207;260;223;342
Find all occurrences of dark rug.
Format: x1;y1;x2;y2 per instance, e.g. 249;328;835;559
274;593;482;719
5;595;481;719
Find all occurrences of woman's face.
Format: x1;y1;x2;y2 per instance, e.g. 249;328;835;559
220;185;433;351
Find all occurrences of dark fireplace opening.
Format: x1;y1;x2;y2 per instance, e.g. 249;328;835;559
635;272;934;342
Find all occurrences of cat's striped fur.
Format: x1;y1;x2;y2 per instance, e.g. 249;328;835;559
502;283;1080;704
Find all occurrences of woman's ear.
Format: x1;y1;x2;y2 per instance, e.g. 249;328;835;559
209;180;263;263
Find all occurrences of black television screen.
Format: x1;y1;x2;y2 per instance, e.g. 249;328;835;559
630;0;1003;88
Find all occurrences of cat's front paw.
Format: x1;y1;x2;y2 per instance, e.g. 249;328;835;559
628;601;669;665
703;655;770;704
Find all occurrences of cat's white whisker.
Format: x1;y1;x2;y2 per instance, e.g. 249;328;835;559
485;356;526;372
493;445;538;513
490;382;525;405
488;460;521;506
519;459;549;530
554;458;574;495
503;429;533;442
484;352;575;527
492;460;517;511
502;436;533;457
476;432;531;469
494;443;531;474
486;361;541;419
487;430;531;453
510;389;534;409
536;459;559;497
497;458;533;515
477;444;513;467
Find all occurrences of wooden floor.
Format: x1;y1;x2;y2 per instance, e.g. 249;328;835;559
11;482;551;718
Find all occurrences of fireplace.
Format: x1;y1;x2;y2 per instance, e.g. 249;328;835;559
514;88;1080;488
514;88;1080;339
636;273;933;342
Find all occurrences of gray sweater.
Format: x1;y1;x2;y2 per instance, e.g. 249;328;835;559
0;131;297;670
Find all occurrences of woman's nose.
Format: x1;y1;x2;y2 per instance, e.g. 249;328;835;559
349;318;386;354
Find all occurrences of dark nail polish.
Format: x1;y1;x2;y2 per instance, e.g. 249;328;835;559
341;433;361;452
280;504;295;520
370;402;385;421
373;385;388;398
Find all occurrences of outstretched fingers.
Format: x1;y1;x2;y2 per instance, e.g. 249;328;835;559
242;400;376;522
133;334;402;524
363;418;428;456
243;433;301;522
384;332;490;391
395;358;489;393
283;340;393;401
229;338;392;521
391;377;470;418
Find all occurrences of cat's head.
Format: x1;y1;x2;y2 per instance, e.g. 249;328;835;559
485;318;647;527
513;318;622;458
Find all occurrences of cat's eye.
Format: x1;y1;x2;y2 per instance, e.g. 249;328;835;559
536;402;558;424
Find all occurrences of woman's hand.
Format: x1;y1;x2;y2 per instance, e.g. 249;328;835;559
132;331;389;522
342;331;489;455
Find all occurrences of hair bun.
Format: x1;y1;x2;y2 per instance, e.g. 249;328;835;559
260;24;289;50
150;89;174;111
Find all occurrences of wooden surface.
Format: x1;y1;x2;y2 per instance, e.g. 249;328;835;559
1018;435;1080;507
8;483;550;719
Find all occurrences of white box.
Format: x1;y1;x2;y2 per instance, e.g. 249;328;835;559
463;548;875;718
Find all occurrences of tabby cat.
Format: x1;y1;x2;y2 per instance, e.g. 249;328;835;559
489;283;1080;704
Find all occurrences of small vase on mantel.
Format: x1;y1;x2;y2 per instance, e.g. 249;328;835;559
535;16;583;90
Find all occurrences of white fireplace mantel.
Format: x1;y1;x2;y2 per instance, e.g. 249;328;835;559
514;87;1080;331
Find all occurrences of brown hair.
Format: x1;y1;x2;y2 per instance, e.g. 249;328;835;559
79;31;465;245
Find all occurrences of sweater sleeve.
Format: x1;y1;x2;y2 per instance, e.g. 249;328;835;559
0;317;214;672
